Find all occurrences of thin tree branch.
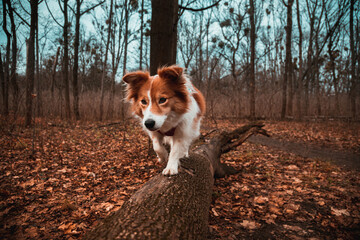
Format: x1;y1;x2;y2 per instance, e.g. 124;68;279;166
45;0;63;27
179;0;221;12
81;0;105;16
12;8;30;27
18;0;30;16
57;0;64;13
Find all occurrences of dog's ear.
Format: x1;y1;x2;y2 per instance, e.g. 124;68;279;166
122;71;149;101
158;66;184;83
122;71;149;85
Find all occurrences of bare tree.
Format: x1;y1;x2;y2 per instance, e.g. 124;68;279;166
303;0;317;116
2;0;11;116
249;0;256;119
281;0;294;119
122;0;130;75
51;47;60;104
73;0;82;120
350;0;356;118
0;50;5;115
99;0;113;121
72;0;105;120
63;0;71;119
150;0;178;75
139;0;145;70
178;16;201;70
25;1;38;127
107;1;126;119
295;0;303;119
5;0;19;116
324;1;341;114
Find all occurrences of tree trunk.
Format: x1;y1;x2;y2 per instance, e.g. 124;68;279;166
73;0;81;120
326;20;340;115
107;5;124;120
304;0;316;117
139;0;144;70
25;1;37;127
0;50;6;115
51;47;60;106
63;0;71;119
85;123;267;239
6;0;19;116
314;6;323;117
99;0;113;121
349;0;356;118
281;0;294;119
249;0;256;119
296;0;302;119
36;7;42;117
2;0;10;116
150;0;178;75
287;68;293;116
122;0;129;76
198;13;203;89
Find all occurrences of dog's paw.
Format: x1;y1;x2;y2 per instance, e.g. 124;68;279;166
162;167;178;176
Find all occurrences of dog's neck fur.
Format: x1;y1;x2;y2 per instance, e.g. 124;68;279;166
158;127;177;136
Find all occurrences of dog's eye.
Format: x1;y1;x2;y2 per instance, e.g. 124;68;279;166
141;99;147;105
159;97;167;104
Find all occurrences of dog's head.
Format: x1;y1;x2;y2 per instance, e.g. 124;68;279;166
123;66;190;131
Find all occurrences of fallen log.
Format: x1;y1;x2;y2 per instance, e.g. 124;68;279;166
85;123;268;239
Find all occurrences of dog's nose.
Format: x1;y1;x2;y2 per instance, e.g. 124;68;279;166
144;119;156;130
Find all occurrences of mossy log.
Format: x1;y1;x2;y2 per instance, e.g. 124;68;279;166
85;123;267;240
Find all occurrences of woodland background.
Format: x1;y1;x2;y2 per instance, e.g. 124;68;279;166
1;0;360;239
1;0;359;124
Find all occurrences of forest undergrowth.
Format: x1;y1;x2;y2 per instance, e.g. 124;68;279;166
0;118;359;239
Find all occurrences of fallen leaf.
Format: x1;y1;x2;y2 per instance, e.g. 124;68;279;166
254;196;269;204
239;220;260;230
331;207;350;216
212;208;219;217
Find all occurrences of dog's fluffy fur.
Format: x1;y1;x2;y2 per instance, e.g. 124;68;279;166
123;66;206;175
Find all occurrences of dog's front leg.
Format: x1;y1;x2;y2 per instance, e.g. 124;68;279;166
162;140;190;176
152;135;168;163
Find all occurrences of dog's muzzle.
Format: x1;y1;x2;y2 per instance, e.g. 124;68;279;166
144;119;156;130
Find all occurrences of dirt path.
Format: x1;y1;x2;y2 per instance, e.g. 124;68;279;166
248;135;360;171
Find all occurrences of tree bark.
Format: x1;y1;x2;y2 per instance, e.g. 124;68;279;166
122;0;129;75
63;0;71;119
139;0;144;70
25;1;37;127
2;0;10;116
107;4;124;120
6;0;19;115
249;0;256;119
349;0;356;118
99;0;113;121
281;0;294;119
73;0;81;120
150;0;178;75
0;50;6;115
36;5;41;117
295;0;303;119
304;0;316;117
85;123;267;239
51;47;60;106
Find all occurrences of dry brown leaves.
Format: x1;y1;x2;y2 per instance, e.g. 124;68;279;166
207;119;360;239
1;119;359;239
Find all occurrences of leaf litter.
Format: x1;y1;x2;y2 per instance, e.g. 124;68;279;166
0;119;359;239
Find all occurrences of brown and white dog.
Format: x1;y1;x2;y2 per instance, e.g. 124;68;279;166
123;66;206;175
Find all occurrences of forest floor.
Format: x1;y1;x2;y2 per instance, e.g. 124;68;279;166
0;118;359;239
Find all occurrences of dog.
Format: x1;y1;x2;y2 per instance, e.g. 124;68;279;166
123;65;206;175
